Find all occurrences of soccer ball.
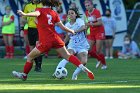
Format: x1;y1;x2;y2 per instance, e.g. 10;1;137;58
54;67;68;79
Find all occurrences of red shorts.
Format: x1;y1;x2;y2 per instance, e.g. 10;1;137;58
3;34;14;36
24;30;28;35
58;33;65;40
36;34;65;53
87;32;105;41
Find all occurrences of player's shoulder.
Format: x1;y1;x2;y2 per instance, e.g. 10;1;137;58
24;2;32;7
76;18;84;23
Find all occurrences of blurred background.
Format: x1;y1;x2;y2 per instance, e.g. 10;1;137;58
0;0;139;58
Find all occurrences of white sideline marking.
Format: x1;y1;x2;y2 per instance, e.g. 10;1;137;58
78;80;140;84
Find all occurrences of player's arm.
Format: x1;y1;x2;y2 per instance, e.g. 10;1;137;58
1;16;14;26
57;21;75;34
86;18;103;27
17;10;40;17
75;25;86;33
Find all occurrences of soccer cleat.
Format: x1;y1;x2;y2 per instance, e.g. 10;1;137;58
72;75;77;80
96;61;101;68
81;67;94;80
12;71;27;81
101;65;107;70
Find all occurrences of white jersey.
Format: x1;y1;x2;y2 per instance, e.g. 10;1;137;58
65;18;89;53
102;16;116;36
65;18;88;45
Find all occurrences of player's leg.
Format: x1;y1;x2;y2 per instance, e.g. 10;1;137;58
3;34;10;58
108;38;114;59
56;49;75;69
56;46;94;80
105;39;109;59
8;34;14;58
28;28;43;72
72;51;88;80
52;49;75;78
23;30;30;58
12;47;42;80
96;39;107;69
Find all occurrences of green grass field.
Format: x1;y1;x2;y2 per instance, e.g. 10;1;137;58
0;58;140;93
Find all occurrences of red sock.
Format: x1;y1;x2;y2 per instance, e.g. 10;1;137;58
23;62;33;74
90;51;101;61
68;55;82;67
9;46;14;58
5;46;10;57
26;45;30;55
98;54;106;65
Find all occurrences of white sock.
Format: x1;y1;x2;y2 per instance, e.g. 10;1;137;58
56;59;69;69
72;67;81;80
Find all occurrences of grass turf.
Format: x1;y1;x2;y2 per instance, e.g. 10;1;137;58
0;58;140;93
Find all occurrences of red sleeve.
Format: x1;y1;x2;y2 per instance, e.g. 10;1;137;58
54;12;60;23
10;15;14;21
95;9;101;19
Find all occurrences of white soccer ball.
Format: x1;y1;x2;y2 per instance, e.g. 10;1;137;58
54;67;68;79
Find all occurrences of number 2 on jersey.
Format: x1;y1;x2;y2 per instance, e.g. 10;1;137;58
47;14;53;25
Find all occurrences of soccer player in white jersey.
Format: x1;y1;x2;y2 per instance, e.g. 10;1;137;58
102;9;116;59
53;8;90;80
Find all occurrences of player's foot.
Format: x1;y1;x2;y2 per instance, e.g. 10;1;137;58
101;65;107;70
109;56;113;59
12;71;27;81
96;61;101;68
81;66;94;80
72;75;77;80
105;56;109;59
24;56;27;59
34;67;42;72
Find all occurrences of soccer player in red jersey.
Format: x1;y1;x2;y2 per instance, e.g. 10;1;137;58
12;0;94;81
84;0;107;69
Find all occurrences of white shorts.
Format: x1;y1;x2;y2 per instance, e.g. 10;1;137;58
67;41;90;54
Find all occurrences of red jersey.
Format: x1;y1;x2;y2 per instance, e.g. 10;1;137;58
85;8;104;34
36;8;60;44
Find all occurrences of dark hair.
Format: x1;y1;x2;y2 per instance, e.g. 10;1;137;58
124;34;132;42
41;0;61;7
68;8;81;18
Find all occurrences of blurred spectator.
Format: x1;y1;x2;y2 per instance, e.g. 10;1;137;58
1;6;15;58
22;0;43;72
0;0;10;26
118;34;140;59
84;0;107;69
102;9;116;59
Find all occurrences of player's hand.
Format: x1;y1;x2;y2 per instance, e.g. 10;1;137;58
17;10;26;16
70;29;75;34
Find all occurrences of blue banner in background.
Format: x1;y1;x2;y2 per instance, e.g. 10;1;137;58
0;0;127;47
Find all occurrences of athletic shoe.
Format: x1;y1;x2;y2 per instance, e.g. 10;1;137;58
12;71;27;81
72;75;77;80
105;56;109;59
34;67;42;72
24;56;27;59
81;66;94;80
101;65;107;70
96;61;101;68
110;56;113;59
